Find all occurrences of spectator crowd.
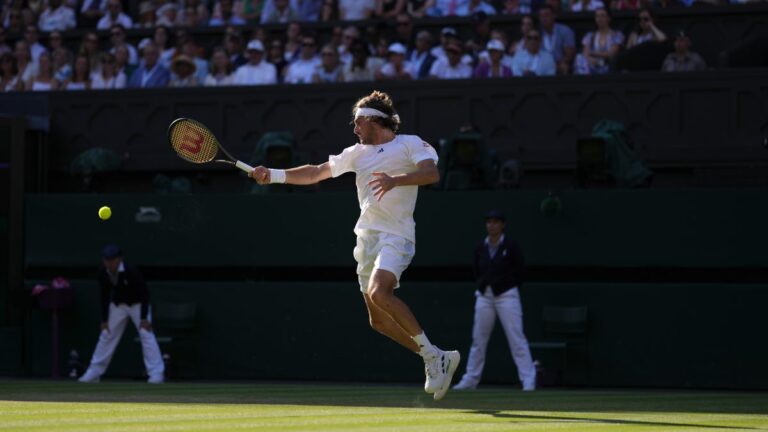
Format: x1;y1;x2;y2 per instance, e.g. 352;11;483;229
0;0;755;91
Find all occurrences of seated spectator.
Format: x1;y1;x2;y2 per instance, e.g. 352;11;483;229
343;40;379;82
156;3;180;27
571;0;604;11
337;25;360;64
51;46;72;82
376;0;406;18
210;0;246;25
4;9;24;35
538;4;575;74
338;0;375;20
204;46;235;86
393;12;414;48
109;24;138;65
458;0;496;15
14;40;37;86
98;0;133;30
63;54;92;90
501;0;531;14
611;0;641;9
78;32;101;74
184;0;211;24
510;15;534;55
511;29;556;75
431;27;457;61
284;34;320;84
661;31;705;71
178;39;208;83
376;42;412;80
0;53;19;91
128;43;171;88
38;0;76;32
0;28;10;57
407;30;437;79
27;51;56;91
136;1;156;28
169;55;199;87
23;25;47;67
48;31;64;52
626;8;666;49
407;0;434;18
153;27;175;68
114;45;136;81
320;0;337;21
284;22;303;62
92;52;126;89
266;39;288;81
225;33;248;68
428;0;469;16
79;0;107;28
233;39;278;85
429;40;473;79
312;43;343;82
298;0;323;21
475;39;512;78
574;8;624;74
261;0;300;23
465;11;493;60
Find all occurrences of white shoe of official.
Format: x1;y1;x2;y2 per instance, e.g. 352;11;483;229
433;350;461;401
147;374;165;384
452;378;478;390
423;350;442;394
78;370;100;383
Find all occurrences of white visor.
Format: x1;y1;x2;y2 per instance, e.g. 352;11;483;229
354;107;400;123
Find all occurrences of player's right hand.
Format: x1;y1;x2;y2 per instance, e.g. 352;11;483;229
249;166;270;185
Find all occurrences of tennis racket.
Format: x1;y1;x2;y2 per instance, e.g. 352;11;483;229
168;118;254;173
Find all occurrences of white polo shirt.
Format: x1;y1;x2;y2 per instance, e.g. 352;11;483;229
329;134;438;243
232;60;277;85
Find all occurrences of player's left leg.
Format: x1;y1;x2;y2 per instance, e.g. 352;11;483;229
127;304;165;383
495;288;536;391
363;289;419;352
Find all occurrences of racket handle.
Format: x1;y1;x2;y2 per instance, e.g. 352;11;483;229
235;160;254;173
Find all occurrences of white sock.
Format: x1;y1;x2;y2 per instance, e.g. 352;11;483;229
413;332;438;358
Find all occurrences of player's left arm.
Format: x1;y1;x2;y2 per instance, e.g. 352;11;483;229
369;159;439;201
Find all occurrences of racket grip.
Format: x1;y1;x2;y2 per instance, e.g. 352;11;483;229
235;160;254;173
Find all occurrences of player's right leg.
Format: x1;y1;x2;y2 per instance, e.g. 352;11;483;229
79;303;130;383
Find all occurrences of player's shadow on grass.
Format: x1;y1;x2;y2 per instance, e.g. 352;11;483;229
470;410;762;430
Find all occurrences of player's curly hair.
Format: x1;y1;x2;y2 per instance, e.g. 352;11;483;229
352;90;400;133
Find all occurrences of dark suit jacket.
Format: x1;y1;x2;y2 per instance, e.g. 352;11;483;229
98;263;150;321
127;63;170;88
473;235;525;296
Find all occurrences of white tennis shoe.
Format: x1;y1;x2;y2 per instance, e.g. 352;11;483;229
433;350;461;401
423;350;442;394
77;370;100;383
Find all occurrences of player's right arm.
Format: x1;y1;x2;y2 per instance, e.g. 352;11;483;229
249;162;332;186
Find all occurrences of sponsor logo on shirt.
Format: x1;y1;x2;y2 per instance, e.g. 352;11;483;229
377;148;384;153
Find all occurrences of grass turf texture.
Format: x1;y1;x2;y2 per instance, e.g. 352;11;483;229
1;380;767;431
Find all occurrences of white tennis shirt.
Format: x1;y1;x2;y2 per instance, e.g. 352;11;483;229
329;134;438;243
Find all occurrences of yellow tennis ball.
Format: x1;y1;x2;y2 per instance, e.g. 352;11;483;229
98;206;112;220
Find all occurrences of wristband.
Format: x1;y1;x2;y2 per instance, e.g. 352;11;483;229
269;169;286;184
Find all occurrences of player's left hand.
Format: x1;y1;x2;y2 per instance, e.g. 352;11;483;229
139;319;153;332
369;172;396;201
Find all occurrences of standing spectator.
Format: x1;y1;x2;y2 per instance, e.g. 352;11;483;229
375;0;406;18
24;25;47;67
13;40;36;86
511;29;556;75
128;42;171;88
79;0;107;28
312;43;344;82
136;1;156;28
109;24;138;65
51;46;72;82
661;31;705;72
169;55;198;86
457;0;496;15
407;0;434;17
261;0;299;22
26;50;56;90
210;0;246;25
574;8;624;74
571;0;604;11
92;52;126;89
204;46;235;86
232;39;278;85
452;211;537;392
407;30;437;79
284;34;320;84
97;0;133;30
338;0;375;20
38;0;76;32
626;8;666;49
0;53;19;91
474;39;512;77
62;54;92;90
429;0;469;16
538;4;575;74
343;39;378;82
376;42;412;80
78;245;165;385
429;40;472;79
267;39;288;81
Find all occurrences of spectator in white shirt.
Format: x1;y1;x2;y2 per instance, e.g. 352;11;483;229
429;40;472;79
233;40;278;85
338;0;376;20
155;3;180;27
209;0;246;25
91;52;126;89
261;0;300;23
457;0;496;15
109;24;139;65
284;34;321;84
97;0;133;30
80;0;107;27
571;0;604;12
38;0;76;32
511;29;556;76
429;0;469;16
376;42;413;80
204;46;235;86
312;43;344;83
23;25;47;67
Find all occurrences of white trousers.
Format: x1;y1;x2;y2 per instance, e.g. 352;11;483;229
84;303;165;378
459;287;536;389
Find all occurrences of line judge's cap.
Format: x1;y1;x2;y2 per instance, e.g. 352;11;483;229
485;210;506;221
102;244;122;259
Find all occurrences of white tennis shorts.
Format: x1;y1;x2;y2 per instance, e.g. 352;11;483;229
354;229;415;293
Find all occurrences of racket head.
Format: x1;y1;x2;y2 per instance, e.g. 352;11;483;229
168;118;221;164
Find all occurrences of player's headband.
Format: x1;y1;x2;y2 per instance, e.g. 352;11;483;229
354;107;400;123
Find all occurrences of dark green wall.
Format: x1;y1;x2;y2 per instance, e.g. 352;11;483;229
24;280;768;389
25;190;768;269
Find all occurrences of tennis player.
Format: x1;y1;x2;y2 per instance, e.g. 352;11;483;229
249;90;460;400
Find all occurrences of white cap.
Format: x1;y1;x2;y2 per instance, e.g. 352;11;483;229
387;42;406;55
138;37;152;51
441;27;457;36
246;39;264;52
486;39;505;52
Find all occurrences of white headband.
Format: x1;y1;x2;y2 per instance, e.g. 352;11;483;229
355;107;400;123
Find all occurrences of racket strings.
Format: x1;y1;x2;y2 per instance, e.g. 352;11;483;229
170;121;220;163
